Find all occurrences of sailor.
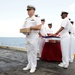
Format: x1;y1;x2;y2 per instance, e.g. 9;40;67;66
52;11;71;68
69;21;75;62
38;19;47;57
46;23;53;35
22;5;41;73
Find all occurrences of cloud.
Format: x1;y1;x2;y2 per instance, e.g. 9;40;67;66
69;3;75;13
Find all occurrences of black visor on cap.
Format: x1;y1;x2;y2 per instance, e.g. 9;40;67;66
61;12;68;16
27;9;32;11
48;23;52;25
41;19;45;21
27;5;35;10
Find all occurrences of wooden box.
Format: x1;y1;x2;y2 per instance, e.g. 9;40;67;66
20;28;30;33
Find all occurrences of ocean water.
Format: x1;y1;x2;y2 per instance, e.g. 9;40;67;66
0;37;26;48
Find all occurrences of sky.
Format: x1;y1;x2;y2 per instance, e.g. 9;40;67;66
0;0;75;37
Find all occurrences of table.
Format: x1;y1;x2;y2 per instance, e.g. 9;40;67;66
41;38;62;62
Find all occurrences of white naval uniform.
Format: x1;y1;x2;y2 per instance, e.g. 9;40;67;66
69;24;75;61
46;27;53;34
38;25;47;57
23;15;41;68
45;27;53;42
60;17;70;66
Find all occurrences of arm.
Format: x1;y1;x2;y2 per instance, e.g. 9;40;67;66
30;24;42;30
38;32;42;37
52;19;67;36
55;27;64;35
51;27;64;36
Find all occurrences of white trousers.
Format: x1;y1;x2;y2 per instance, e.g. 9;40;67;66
60;34;70;65
25;35;38;68
38;37;45;57
69;34;75;61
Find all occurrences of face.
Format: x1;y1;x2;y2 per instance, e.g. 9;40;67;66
48;25;52;28
27;9;34;16
61;14;67;19
61;14;64;19
41;21;45;25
